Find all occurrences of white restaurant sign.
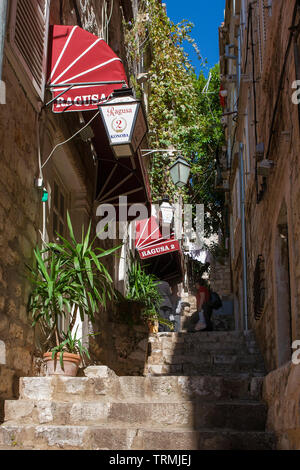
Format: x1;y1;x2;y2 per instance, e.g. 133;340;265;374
101;100;139;145
99;95;147;157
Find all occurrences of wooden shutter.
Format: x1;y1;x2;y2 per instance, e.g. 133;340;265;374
9;0;50;100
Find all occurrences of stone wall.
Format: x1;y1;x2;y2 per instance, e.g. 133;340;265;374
89;320;149;376
0;0;136;422
244;1;300;371
223;0;300;371
209;257;234;331
209;257;232;298
0;56;41;422
263;361;300;450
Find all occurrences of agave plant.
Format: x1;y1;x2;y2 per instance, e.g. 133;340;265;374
27;212;121;349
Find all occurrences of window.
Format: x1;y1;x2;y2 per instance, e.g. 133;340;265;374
233;172;241;224
243;111;251;184
230;215;235;260
257;0;271;73
52;181;66;240
9;0;50;99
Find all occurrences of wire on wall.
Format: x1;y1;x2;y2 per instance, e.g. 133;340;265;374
41;111;100;170
100;0;114;44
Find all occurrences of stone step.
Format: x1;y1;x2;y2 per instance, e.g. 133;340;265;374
18;376;264;403
149;332;261;352
149;341;260;355
146;363;265;376
150;331;250;342
147;353;264;366
4;400;267;431
0;424;276;450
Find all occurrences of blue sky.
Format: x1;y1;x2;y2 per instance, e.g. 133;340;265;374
164;1;225;76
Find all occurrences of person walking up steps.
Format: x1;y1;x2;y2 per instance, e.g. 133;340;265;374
157;279;174;332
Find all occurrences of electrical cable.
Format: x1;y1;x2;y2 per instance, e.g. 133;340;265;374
41;111;100;170
243;2;252;73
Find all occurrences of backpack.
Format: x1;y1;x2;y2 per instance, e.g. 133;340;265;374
209;291;222;310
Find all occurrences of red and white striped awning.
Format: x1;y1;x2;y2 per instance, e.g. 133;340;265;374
135;216;180;260
48;25;128;113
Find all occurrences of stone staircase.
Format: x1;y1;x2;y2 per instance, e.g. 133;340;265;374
0;295;276;450
145;331;266;376
0;370;274;450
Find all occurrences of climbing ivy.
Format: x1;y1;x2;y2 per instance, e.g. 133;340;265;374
124;0;224;236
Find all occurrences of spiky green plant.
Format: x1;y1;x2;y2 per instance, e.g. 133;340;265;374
126;257;174;330
50;326;90;369
27;212;121;349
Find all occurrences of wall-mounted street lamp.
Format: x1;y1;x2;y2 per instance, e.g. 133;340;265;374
169;156;191;188
99;87;148;158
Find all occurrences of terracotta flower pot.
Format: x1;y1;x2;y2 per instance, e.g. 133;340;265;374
148;320;159;333
43;352;81;377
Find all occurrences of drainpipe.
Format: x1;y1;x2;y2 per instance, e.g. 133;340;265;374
236;26;248;330
0;0;8;81
239;27;248;329
239;143;248;331
237;26;241;96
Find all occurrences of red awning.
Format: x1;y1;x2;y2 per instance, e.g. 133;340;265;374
48;25;127;113
135;217;184;283
135;216;181;260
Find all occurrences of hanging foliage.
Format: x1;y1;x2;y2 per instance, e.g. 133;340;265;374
124;0;225;236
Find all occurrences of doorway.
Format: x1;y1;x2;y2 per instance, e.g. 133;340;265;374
275;203;292;366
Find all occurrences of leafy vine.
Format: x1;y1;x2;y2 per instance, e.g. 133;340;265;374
124;0;225;236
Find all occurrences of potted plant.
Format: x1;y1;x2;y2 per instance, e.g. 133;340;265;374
27;213;121;376
126;258;173;332
43;326;90;376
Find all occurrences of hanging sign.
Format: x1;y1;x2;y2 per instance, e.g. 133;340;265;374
101;100;139;146
139;239;180;260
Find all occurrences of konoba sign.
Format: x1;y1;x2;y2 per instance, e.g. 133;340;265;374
102;103;138;145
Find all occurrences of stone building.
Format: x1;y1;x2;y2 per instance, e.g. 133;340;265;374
0;0;152;422
220;0;300;448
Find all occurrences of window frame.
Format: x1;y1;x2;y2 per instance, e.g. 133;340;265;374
8;0;50;101
51;177;68;242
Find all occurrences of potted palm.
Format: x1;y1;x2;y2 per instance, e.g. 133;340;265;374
27;213;121;376
126;259;173;332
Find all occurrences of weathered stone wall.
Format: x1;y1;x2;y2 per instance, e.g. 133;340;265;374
0;55;41;422
263;361;300;450
209;257;232;298
0;0;137;421
244;1;300;372
209;257;234;331
224;0;300;371
221;0;300;450
89;316;149;376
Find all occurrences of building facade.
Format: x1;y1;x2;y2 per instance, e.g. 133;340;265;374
0;0;150;421
220;0;300;448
